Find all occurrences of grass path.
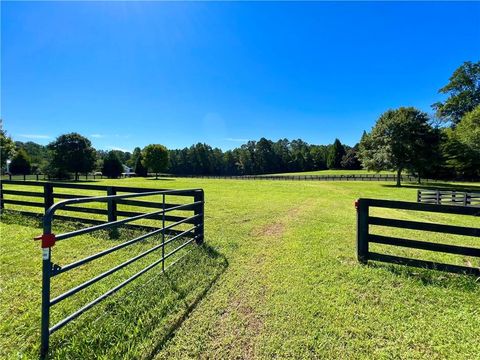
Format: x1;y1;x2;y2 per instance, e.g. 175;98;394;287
1;178;479;359
151;180;479;359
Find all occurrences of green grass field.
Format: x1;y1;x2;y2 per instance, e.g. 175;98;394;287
1;177;480;359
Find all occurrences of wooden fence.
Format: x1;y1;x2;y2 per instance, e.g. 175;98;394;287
0;180;203;234
2;173;436;182
417;190;480;207
356;198;480;276
1;174;106;181
158;173;428;182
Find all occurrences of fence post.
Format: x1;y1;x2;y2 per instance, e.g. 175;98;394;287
107;187;117;222
194;190;204;244
36;174;39;181
43;183;54;213
0;180;3;212
436;190;440;205
356;199;369;264
40;244;52;359
465;193;471;206
107;187;118;238
417;190;421;203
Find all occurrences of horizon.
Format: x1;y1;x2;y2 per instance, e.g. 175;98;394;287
2;1;480;152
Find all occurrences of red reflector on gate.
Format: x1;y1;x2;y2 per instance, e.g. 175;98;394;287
354;200;359;209
34;234;56;248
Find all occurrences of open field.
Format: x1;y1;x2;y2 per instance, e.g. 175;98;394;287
1;177;480;359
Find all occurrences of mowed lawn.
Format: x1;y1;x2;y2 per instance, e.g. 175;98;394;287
1;177;480;359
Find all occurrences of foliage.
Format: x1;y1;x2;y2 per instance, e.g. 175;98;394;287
455;104;480;152
9;148;31;175
47;133;96;180
310;145;328;170
327;138;346;169
340;144;361;170
134;152;148;177
168;139;339;176
128;147;142;168
442;105;480;178
15;141;49;172
142;144;169;178
433;61;480;125
0;124;15;171
359;107;440;186
102;151;124;178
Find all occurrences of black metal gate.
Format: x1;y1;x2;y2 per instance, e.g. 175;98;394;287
35;188;204;358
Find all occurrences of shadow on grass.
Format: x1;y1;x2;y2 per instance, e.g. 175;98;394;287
367;262;480;291
145;178;175;181
143;244;227;359
47;243;228;359
0;210;43;228
382;182;480;192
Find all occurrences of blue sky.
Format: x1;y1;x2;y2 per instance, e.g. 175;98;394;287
2;1;479;152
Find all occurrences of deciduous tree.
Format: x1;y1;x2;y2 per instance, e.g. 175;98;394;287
443;105;480;178
102;151;123;178
47;133;96;180
10;148;31;175
433;61;480;125
0;124;15;171
142;144;168;179
359;107;438;186
341;144;361;170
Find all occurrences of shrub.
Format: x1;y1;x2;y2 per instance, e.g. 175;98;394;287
10;149;31;175
102;151;123;178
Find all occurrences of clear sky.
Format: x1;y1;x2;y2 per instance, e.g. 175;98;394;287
2;1;480;152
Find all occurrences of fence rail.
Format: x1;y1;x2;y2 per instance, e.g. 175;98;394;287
2;172;440;182
356;198;480;276
0;180;204;230
1;173;108;181
417;189;480;207
157;173;431;182
27;185;204;358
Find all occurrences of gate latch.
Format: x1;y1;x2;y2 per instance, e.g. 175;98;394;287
34;234;56;248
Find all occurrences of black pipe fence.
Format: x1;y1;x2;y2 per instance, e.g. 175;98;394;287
33;188;204;358
356;198;480;276
417;189;480;207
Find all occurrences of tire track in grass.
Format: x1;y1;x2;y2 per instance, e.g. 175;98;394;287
215;199;318;358
154;197;317;359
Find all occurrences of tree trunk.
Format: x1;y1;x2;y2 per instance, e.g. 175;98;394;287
156;173;158;179
75;172;79;181
396;169;402;187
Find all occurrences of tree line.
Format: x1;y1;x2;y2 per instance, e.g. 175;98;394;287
1;60;479;184
1;131;359;179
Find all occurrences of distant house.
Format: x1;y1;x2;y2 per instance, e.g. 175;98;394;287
122;165;135;177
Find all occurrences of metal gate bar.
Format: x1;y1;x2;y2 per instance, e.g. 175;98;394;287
36;188;204;359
